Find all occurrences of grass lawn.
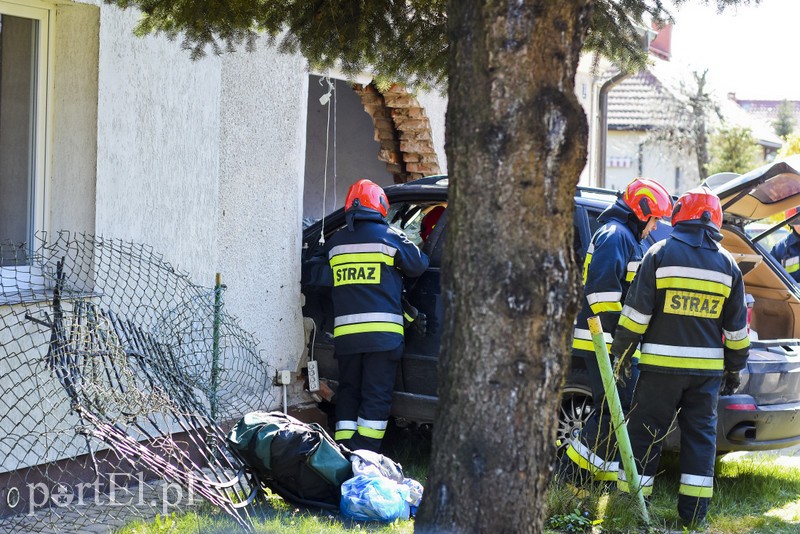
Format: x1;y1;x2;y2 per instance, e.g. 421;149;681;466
548;448;800;533
118;428;800;533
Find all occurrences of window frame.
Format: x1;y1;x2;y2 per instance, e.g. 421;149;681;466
0;0;54;296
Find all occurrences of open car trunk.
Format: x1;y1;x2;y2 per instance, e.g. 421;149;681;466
721;226;800;408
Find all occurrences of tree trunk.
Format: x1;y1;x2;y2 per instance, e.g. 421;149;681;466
415;1;591;533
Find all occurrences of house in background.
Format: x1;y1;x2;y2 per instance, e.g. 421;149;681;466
732;95;800;136
603;50;781;195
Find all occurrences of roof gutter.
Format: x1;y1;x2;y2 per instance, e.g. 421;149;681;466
595;25;656;188
596;71;631;188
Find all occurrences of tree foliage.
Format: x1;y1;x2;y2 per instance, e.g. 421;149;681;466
645;69;721;183
106;0;760;89
706;125;763;175
773;99;796;138
778;133;800;158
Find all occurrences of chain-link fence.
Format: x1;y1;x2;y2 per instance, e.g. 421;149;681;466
0;232;277;532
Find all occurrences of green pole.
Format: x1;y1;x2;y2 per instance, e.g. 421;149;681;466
211;272;222;423
587;315;649;524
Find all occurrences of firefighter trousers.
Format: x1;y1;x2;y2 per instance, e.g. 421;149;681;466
565;352;638;482
334;345;403;452
621;370;720;524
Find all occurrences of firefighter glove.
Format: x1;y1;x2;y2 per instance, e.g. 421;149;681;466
412;311;427;337
720;369;741;396
402;297;426;336
614;353;632;387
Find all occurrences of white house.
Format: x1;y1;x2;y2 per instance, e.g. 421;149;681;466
0;0;450;378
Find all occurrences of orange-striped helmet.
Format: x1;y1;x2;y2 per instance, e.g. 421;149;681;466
622;178;673;222
671;186;723;228
344;179;389;217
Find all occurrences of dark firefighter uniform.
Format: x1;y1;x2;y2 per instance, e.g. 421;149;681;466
611;217;749;526
325;208;428;451
565;199;647;482
770;228;800;282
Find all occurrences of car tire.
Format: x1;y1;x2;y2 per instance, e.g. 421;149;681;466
556;369;594;456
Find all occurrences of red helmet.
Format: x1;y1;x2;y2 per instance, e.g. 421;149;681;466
344;179;389;217
671;186;723;228
622;178;673;222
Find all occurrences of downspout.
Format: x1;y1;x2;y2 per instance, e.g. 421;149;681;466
596;25;656;188
596;71;631;188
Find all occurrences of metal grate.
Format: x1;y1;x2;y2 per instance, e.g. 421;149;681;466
0;232;276;532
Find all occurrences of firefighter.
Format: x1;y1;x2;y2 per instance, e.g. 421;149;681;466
564;178;673;483
323;179;429;452
770;207;800;283
611;186;750;528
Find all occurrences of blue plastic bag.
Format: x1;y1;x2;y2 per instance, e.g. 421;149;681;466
340;474;410;522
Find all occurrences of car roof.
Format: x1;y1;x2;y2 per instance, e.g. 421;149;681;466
705;155;800;221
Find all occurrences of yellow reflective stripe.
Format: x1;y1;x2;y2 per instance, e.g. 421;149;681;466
330;252;394;267
639;354;724;371
679;484;713;498
595;470;618;481
582;253;592;285
572;339;612;353
589;301;623;314
725;337;750;350
625;271;636;282
618;314;647;334
403;311;414;322
656;277;731;298
357;425;386;439
567;445;615;479
617;479;653;496
572;338;640;359
333;322;405;337
335;429;355;440
787;263;800;273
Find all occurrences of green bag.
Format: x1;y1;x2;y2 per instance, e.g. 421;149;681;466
228;411;352;509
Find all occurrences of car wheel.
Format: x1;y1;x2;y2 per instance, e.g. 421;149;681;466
557;372;594;456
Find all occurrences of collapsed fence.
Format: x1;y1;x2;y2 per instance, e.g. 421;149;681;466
0;232;277;532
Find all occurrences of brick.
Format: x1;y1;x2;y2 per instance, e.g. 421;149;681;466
403;153;421;162
358;93;382;106
380;150;401;165
384;95;414;108
413;130;433;141
400;140;429;153
395;118;429;130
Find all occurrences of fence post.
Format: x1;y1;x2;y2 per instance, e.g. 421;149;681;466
211;272;222;423
587;315;649;524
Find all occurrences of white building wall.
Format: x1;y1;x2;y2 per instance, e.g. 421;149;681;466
605;130;700;195
94;6;222;284
217;41;307;375
89;3;307;391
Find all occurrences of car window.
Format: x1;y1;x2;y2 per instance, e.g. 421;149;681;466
387;202;447;247
587;208;602;236
745;222;790;252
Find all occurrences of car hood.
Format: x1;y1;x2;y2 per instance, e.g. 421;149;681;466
707;155;800;221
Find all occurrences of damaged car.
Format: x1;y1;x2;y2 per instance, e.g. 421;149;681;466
302;158;800;453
